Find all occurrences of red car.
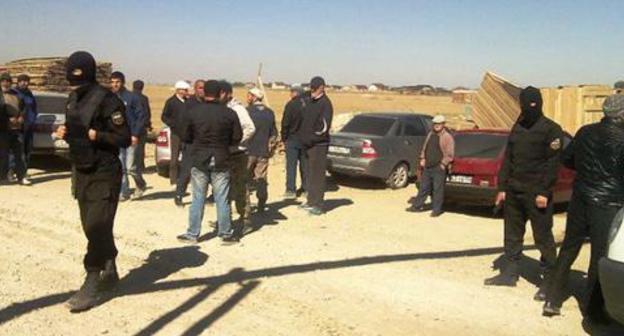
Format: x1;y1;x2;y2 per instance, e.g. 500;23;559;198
444;129;575;207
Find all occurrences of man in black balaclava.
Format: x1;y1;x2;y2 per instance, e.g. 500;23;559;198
543;95;624;324
484;86;564;302
54;51;131;312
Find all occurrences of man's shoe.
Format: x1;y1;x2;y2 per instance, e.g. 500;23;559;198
430;211;443;218
483;273;519;287
132;187;146;200
174;196;184;208
283;191;297;200
176;233;198;244
542;301;561;317
99;259;119;291
18;178;32;186
66;271;101;313
406;205;425;213
308;207;325;216
220;235;239;245
119;194;130;202
298;203;313;211
534;287;547;302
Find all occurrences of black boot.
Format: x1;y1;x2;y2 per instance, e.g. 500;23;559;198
484;262;519;287
534;286;547;301
66;271;101;313
99;259;119;291
542;301;561;317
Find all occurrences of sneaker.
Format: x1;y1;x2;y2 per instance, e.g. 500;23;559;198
132;187;146;199
18;178;32;186
283;191;297;200
405;205;425;213
119;194;131;202
308;207;325;216
298;203;313;211
220;235;239;245
176;233;198;244
174;196;184;208
7;170;17;183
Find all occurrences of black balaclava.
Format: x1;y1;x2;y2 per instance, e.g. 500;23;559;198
518;86;543;129
66;51;97;86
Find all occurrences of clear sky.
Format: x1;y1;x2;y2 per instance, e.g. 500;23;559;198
1;0;622;88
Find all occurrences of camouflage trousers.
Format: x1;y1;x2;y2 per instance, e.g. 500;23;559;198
229;152;251;220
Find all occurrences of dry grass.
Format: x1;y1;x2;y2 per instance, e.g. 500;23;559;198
143;85;469;131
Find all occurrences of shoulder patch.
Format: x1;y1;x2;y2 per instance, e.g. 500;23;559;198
550;138;561;150
111;111;125;126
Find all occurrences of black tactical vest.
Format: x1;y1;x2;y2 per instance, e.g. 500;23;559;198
66;86;107;170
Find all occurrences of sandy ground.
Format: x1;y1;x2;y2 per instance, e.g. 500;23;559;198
0;148;619;336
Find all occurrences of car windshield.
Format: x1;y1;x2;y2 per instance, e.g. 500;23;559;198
35;95;67;115
454;133;507;159
341;116;395;136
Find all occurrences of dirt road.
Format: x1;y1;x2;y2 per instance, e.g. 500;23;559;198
0;151;603;336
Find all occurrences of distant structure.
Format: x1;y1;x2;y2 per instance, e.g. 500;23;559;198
452;89;477;104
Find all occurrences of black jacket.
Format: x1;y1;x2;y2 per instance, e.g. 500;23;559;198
178;100;242;172
281;96;305;142
563;118;624;205
298;93;333;147
161;95;186;136
498;116;564;197
65;83;131;173
247;103;277;158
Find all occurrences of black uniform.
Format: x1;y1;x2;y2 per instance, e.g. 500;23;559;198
493;87;564;281
545;117;624;318
65;83;131;271
161;95;187;185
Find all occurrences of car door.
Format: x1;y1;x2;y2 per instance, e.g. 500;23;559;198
400;117;429;176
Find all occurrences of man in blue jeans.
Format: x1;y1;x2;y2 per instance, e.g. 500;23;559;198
110;71;147;201
281;86;307;199
176;80;242;244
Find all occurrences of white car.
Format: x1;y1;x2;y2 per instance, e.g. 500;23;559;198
599;208;624;324
154;126;173;177
32;92;70;156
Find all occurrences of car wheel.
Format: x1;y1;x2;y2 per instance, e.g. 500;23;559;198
329;171;348;182
157;164;170;178
386;163;409;189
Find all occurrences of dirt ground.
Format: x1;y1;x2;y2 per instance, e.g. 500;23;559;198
0;147;617;336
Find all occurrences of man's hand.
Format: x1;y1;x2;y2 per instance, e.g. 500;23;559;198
535;195;549;209
495;192;506;206
131;136;139;146
420;159;425;167
54;125;67;140
88;129;97;141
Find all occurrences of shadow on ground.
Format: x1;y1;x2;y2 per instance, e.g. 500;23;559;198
3;242;616;334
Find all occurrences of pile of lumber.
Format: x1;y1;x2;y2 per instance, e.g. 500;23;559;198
472;71;613;135
2;57;112;92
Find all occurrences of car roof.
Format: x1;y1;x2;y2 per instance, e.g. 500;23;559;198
356;112;432;119
33;91;69;98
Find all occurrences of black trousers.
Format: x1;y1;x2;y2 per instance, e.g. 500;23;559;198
305;145;328;209
176;143;192;197
8;131;26;180
546;193;616;317
0;132;8;180
169;133;182;185
412;166;446;213
503;191;557;273
75;168;122;271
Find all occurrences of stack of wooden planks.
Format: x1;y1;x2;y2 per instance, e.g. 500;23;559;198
472;71;613;135
2;57;112;92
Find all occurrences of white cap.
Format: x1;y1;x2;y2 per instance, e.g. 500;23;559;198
174;80;191;90
249;87;264;100
432;115;446;124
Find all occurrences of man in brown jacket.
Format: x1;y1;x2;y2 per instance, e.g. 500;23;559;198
406;115;454;217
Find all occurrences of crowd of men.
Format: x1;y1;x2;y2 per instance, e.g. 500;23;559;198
0;72;38;185
3;50;624;331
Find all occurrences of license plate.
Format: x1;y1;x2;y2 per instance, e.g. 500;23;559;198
447;175;473;184
329;146;350;155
